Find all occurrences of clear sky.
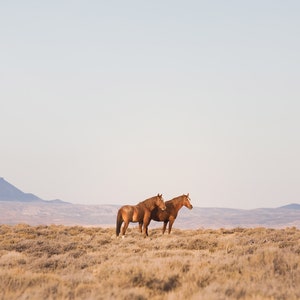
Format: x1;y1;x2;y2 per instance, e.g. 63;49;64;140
1;1;299;209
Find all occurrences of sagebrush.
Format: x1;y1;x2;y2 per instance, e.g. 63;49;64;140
0;224;299;299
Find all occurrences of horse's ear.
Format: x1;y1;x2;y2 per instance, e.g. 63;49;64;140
187;193;189;197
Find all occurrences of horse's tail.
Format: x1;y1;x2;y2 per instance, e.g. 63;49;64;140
116;209;123;236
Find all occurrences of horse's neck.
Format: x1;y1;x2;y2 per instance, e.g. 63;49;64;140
139;198;155;210
171;197;184;211
144;200;155;210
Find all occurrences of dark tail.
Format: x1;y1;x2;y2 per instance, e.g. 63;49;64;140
116;209;123;236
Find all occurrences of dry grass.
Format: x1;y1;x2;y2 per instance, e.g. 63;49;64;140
0;224;300;299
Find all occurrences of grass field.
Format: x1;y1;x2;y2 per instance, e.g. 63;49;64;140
0;224;300;299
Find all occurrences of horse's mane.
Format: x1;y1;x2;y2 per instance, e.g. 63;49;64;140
166;194;184;204
138;195;157;206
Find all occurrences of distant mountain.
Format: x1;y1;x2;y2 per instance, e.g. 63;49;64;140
0;201;300;229
0;177;68;204
1;177;299;228
48;199;71;204
279;203;300;210
177;206;300;229
0;177;42;202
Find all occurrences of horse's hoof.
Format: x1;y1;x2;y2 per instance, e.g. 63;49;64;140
122;235;125;239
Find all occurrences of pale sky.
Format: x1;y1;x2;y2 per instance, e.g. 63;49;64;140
1;1;299;209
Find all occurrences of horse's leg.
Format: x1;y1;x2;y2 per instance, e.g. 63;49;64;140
162;221;168;234
143;217;150;238
145;219;152;236
121;220;130;237
138;222;143;233
168;218;175;234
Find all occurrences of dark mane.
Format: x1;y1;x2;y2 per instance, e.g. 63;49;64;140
166;195;183;204
138;196;155;205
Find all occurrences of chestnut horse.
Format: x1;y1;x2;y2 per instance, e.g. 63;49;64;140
146;193;193;234
116;194;166;238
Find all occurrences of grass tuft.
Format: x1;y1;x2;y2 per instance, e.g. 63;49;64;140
0;225;300;299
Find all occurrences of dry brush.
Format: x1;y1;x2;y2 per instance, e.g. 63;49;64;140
0;224;300;299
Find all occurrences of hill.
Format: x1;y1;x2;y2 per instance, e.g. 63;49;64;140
0;177;68;204
1;178;300;228
0;177;42;202
1;201;300;229
279;203;300;210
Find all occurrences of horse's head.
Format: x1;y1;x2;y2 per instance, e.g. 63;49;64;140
183;193;193;209
156;193;166;211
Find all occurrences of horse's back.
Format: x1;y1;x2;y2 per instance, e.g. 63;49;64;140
118;205;133;219
119;205;144;222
